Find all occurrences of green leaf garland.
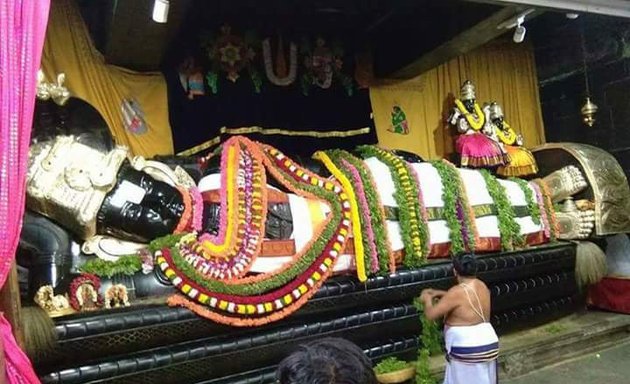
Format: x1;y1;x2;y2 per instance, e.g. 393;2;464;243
357;146;429;267
430;161;468;255
414;299;441;384
79;255;143;278
374;357;411;375
480;169;524;251
510;177;541;225
446;161;478;253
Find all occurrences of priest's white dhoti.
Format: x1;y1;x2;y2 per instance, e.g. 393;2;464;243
443;323;499;384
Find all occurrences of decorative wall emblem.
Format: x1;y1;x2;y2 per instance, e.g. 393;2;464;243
121;98;147;135
262;36;297;86
202;24;262;93
389;105;409;134
301;37;353;96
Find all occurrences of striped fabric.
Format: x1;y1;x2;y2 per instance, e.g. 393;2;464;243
449;342;499;364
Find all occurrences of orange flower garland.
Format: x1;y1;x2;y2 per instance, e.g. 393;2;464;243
160;140;351;326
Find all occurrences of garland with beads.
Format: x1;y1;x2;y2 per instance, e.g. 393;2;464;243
314;150;367;281
509;177;541;225
357;146;429;267
327;149;394;274
157;143;354;325
479;170;524;251
430;160;477;255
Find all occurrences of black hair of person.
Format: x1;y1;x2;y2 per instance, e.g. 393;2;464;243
452;253;478;277
276;337;378;384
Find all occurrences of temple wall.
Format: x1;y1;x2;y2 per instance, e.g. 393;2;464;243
532;14;630;178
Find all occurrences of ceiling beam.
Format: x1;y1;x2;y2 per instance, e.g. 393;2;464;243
388;6;542;79
462;0;630;18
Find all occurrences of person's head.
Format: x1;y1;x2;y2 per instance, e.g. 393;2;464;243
452;253;478;278
276;337;377;384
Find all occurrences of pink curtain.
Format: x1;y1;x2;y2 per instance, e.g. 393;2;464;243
0;1;51;383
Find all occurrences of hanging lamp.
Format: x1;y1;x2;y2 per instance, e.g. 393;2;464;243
579;19;598;127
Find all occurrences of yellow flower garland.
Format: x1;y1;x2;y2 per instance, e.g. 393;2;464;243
496;121;518;145
454;99;485;131
314;151;367;282
201;146;237;255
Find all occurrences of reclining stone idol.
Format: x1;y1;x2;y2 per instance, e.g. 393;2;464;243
21;133;627;326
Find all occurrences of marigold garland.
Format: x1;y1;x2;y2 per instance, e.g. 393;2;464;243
454;99;485;131
160;146;340;296
198;145;240;257
510;177;541;225
407;163;431;231
333;150;394;274
152;140;350;316
358;146;428;267
174;186;193;234
319;150;378;274
158;143;351;325
314;150;367;282
479;169;524;251
496;121;518;145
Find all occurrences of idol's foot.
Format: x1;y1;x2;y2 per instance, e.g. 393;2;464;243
542;165;588;203
556;206;595;240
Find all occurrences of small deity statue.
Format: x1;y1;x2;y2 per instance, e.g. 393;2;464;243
104;284;131;309
448;80;507;168
34;285;71;315
484;102;538;177
69;274;102;312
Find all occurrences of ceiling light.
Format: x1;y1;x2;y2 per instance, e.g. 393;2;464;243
496;8;535;30
513;16;526;43
152;0;169;23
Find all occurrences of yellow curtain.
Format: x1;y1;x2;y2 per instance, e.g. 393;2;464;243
370;38;545;160
41;0;174;157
